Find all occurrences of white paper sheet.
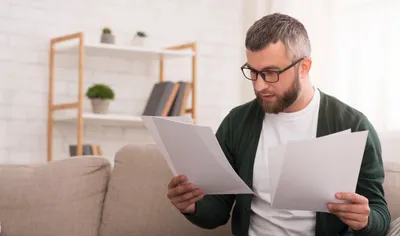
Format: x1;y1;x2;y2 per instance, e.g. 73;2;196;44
142;116;253;195
269;130;368;212
141;115;194;175
269;129;352;203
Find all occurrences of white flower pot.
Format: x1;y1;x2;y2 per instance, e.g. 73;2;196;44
91;99;110;114
101;34;115;44
131;37;145;46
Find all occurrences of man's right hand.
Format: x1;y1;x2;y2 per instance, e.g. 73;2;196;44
167;175;205;214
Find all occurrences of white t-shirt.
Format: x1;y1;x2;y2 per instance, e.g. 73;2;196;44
248;88;320;236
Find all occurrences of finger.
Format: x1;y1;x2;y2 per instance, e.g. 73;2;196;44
171;188;204;204
336;192;368;204
168;175;187;189
176;193;205;211
330;211;368;222
167;182;196;199
328;203;370;215
187;192;205;205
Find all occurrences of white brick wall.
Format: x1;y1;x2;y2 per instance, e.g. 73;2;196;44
0;0;246;164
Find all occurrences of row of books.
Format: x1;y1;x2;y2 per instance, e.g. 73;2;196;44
142;81;191;116
69;144;103;156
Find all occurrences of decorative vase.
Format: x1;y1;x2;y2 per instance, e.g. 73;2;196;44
131;36;145;46
91;99;110;114
101;33;115;44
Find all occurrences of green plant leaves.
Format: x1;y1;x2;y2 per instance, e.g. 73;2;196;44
86;83;115;100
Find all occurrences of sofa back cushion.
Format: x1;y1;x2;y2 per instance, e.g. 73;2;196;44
0;156;111;236
99;144;231;236
384;161;400;220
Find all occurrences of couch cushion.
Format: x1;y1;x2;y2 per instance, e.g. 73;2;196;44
99;144;231;236
388;216;400;236
383;161;400;220
0;156;111;236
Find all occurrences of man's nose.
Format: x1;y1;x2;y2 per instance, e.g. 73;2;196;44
254;75;270;91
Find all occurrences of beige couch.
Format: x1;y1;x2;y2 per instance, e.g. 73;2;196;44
0;144;399;236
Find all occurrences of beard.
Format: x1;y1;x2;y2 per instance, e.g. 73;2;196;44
255;73;301;114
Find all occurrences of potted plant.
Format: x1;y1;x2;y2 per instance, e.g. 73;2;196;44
86;83;115;114
131;31;147;46
101;27;115;44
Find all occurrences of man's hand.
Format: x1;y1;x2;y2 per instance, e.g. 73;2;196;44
167;175;205;214
328;192;370;231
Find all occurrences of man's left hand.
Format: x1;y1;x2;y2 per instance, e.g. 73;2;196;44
328;192;370;231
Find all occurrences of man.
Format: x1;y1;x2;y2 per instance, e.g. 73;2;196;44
166;13;391;236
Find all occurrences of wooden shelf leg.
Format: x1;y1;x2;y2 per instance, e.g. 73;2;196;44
159;55;164;83
77;33;85;156
47;40;55;162
192;43;197;124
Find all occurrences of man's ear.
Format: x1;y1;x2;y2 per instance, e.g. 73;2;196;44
300;57;312;78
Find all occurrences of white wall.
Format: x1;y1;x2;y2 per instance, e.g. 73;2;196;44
0;0;246;164
240;0;268;103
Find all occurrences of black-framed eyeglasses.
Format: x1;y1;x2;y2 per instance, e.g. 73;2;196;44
240;57;304;83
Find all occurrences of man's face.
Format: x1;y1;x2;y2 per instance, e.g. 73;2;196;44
245;41;301;114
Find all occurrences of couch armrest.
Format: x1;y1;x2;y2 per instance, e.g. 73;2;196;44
388;217;400;235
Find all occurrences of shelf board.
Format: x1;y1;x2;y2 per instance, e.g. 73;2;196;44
55;42;195;60
54;112;146;128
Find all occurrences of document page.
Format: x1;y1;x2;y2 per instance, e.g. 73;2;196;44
141;115;194;175
142;116;253;195
269;130;368;212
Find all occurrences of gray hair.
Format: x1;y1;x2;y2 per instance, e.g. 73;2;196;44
245;13;311;61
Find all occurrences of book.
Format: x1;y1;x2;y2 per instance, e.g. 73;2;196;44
168;81;191;116
142;81;180;116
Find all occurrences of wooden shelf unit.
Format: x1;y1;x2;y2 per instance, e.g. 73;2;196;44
47;32;197;162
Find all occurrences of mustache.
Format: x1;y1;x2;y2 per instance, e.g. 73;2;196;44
255;89;274;96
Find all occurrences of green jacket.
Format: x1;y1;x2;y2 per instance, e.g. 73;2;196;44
184;90;391;236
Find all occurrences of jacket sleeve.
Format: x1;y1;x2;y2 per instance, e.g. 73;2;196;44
353;116;391;236
183;112;236;229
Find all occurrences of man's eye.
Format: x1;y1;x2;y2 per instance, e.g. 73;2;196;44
262;71;277;76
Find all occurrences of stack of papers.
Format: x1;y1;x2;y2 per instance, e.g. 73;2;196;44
268;129;368;212
141;116;253;195
142;116;368;212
